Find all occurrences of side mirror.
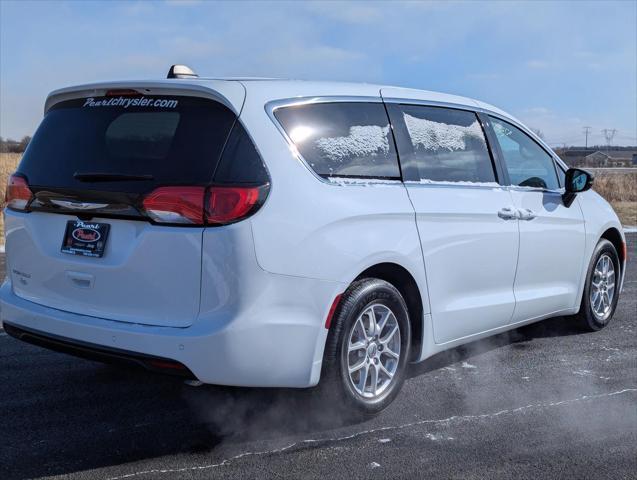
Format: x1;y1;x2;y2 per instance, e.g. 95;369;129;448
563;168;593;207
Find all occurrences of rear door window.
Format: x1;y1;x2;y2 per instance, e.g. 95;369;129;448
273;102;400;179
387;104;497;184
18;95;237;193
489;117;559;190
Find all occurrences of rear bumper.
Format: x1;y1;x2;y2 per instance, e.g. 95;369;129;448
0;273;343;387
3;322;195;378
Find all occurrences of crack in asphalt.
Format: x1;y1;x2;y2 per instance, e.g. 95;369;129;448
105;388;637;480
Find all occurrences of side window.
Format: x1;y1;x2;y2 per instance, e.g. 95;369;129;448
214;121;269;184
273;102;400;179
388;104;496;184
490;117;559;190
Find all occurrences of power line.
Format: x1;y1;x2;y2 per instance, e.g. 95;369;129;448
583;126;592;150
601;129;617;150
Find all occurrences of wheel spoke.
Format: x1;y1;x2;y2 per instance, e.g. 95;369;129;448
383;346;400;359
370;364;379;396
370;307;379;333
379;362;394;379
349;358;366;374
349;340;366;353
357;363;369;392
380;324;399;345
377;309;391;336
364;308;376;338
594;292;603;310
355;317;369;341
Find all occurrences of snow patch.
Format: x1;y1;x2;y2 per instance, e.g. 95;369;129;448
623;226;637;233
424;433;454;441
368;462;381;469
327;177;401;187
403;113;484;152
461;361;477;369
378;438;391;443
315;125;390;162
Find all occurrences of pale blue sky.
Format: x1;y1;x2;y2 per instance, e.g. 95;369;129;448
1;0;635;146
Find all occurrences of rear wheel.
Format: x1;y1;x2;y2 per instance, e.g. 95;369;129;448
572;239;620;331
319;278;411;416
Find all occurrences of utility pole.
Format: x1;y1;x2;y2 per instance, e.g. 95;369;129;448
601;129;617;151
583;126;592;150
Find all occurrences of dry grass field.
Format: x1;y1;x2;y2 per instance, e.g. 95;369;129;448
0;153;635;245
592;171;637;226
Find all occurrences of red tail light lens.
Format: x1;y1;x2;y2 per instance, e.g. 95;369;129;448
142;186;205;224
4;174;33;211
142;184;268;226
206;186;264;225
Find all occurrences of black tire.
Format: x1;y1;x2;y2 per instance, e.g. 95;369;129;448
319;278;411;417
572;239;621;331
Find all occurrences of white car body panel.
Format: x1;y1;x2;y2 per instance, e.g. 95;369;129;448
405;184;519;343
5;211;204;327
508;188;587;322
0;78;626;388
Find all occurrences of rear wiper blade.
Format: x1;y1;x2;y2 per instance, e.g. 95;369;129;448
74;172;154;182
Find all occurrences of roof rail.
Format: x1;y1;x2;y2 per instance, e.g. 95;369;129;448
167;65;198;79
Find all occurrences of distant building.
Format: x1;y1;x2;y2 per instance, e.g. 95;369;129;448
584;150;633;167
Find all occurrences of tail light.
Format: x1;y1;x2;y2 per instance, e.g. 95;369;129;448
142;186;205;224
4;174;33;211
141;184;268;226
206;185;267;225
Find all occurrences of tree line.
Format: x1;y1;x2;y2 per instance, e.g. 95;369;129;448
1;136;31;153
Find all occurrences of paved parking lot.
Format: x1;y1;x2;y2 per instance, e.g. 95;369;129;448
1;235;635;479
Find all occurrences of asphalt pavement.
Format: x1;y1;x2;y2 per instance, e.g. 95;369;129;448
1;235;635;480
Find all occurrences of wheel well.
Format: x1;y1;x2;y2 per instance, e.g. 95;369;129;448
601;227;625;268
356;263;424;361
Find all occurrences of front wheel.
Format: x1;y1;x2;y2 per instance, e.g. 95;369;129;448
319;278;411;417
572;239;621;331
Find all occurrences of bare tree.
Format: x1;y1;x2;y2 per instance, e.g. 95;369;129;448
19;136;31;152
530;128;544;140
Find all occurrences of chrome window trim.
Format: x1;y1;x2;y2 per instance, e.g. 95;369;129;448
403;181;506;191
265;96;402;186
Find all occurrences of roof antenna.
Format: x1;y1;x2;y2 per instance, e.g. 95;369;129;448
167;65;198;79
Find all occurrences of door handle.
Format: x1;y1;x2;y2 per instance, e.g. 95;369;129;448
498;207;518;220
519;208;537;221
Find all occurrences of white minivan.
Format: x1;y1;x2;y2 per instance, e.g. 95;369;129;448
1;66;626;414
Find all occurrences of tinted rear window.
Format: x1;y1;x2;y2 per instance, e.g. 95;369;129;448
388;104;496;184
274;102;400;179
18;95;237;192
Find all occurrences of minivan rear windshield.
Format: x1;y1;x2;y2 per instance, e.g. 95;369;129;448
18;95;237;193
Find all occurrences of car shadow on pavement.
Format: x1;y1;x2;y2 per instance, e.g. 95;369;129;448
4;316;584;480
408;315;584;378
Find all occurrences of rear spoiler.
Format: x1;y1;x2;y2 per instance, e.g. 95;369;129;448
45;80;246;115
